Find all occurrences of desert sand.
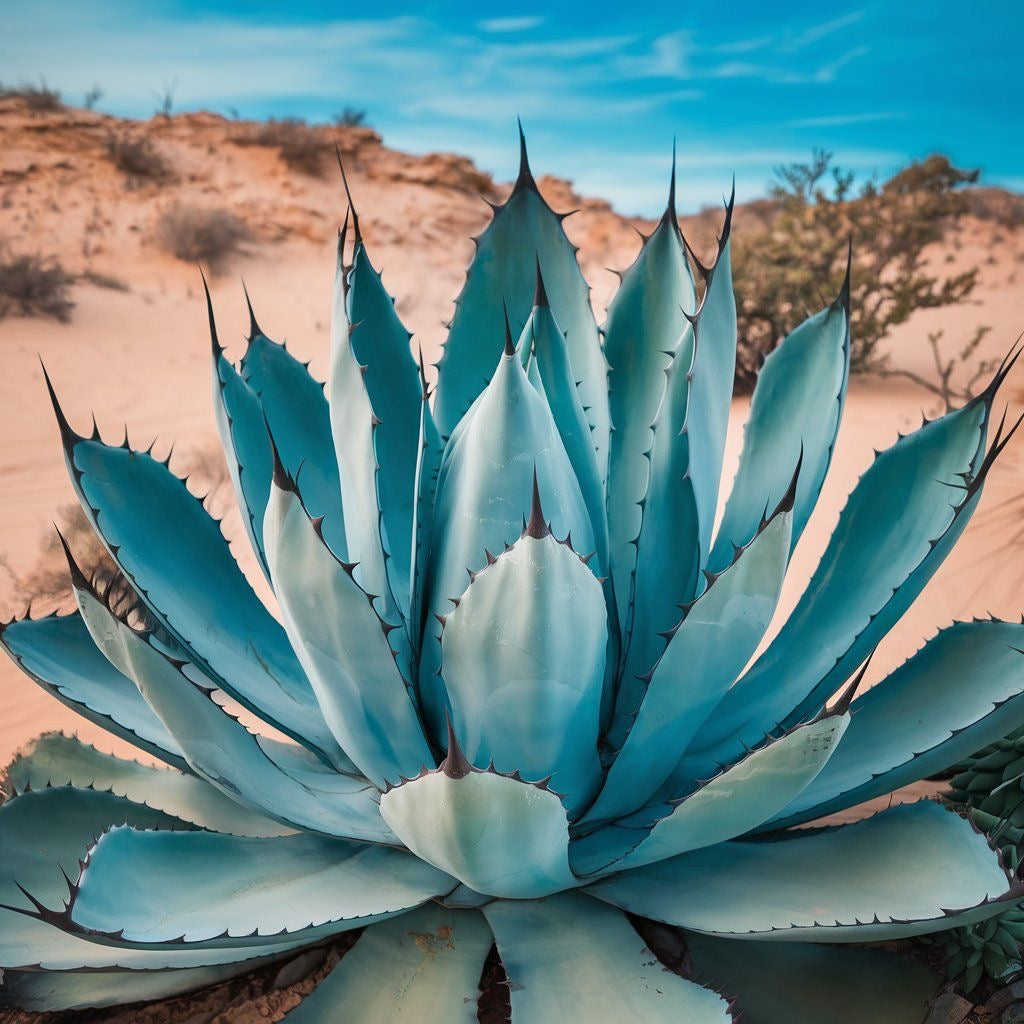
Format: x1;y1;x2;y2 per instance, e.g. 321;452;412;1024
1;97;1023;774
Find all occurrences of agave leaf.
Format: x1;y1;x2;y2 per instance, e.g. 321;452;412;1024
529;269;608;566
687;933;940;1024
0;788;305;970
280;904;492;1023
440;492;606;817
264;470;431;787
584;490;793;825
209;297;275;582
73;571;394;842
604;169;697;645
762;620;1024;830
239;294;348;559
572;712;849;877
379;727;576;899
328;235;410;644
482;891;732;1023
0;957;289;1013
420;345;595;740
4;733;292;838
0;613;186;771
345;228;423;607
692;384;1006;769
708;286;850;574
60;827;454;948
44;374;343;766
433;129;609;485
588;801;1022;942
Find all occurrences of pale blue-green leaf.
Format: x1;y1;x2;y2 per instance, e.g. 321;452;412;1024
0;956;288;1012
379;760;575;899
528;290;608;568
708;294;849;573
692;392;995;768
4;732;291;838
573;712;848;876
440;529;605;817
420;350;595;741
51;402;342;764
67;826;455;947
687;933;940;1024
763;619;1024;830
240;313;347;558
604;205;696;636
584;501;792;825
409;387;444;654
0;788;310;970
0;613;186;771
432;142;609;484
328;239;409;640
264;478;431;788
589;801;1019;941
74;578;393;842
483;891;732;1023
281;904;491;1024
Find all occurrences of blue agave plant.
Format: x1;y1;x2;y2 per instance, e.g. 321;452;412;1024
2;135;1024;1022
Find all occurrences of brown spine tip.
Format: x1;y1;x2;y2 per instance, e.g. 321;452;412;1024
241;280;263;341
831;649;876;715
441;712;474;780
39;358;82;449
54;526;89;590
503;301;516;357
525;468;550;540
534;256;549;308
513;118;538;195
335;145;361;246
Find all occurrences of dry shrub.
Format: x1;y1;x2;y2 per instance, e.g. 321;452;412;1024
156;203;249;274
234;118;330;176
0;79;62;112
0;251;74;323
105;134;175;188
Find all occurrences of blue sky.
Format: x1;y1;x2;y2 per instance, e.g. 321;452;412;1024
3;1;1020;214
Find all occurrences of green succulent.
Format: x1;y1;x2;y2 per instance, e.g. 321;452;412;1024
2;134;1024;1022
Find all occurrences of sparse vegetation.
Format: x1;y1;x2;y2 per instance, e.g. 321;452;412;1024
730;151;983;392
105;134;175;188
333;107;368;127
0;251;74;323
83;84;103;111
79;269;130;292
0;78;62;112
153;79;176;118
156;203;249;274
233;117;331;176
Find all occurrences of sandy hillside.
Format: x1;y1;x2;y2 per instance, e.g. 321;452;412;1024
1;97;1023;771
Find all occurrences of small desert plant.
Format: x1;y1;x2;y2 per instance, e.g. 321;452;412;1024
0;251;74;322
3;134;1023;1020
152;79;176;118
333;106;367;127
234;117;330;175
0;78;62;112
732;150;981;391
156;203;248;273
105;134;174;188
82;84;103;111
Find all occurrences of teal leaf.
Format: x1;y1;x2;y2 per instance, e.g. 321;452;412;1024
708;280;850;574
281;903;492;1024
379;726;576;899
604;166;697;644
4;732;292;838
572;711;849;877
239;291;347;559
687;933;940;1024
72;568;393;842
0;612;186;771
62;826;455;947
264;468;432;788
420;345;594;742
585;489;794;825
433;128;609;486
589;801;1021;941
692;383;1011;770
482;891;732;1023
439;485;606;817
44;370;343;766
763;619;1024;830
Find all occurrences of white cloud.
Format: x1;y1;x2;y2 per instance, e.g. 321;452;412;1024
477;16;545;33
786;111;902;128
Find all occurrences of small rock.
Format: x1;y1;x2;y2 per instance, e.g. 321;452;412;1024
1002;1004;1024;1024
924;991;974;1024
986;980;1024;1013
271;948;327;991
